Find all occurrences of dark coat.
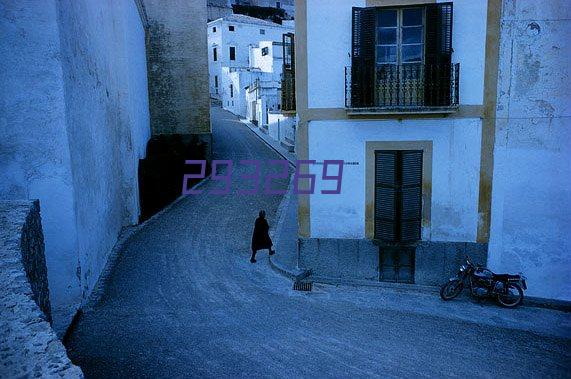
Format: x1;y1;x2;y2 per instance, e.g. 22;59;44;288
251;217;273;251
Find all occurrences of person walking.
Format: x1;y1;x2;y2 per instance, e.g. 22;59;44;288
250;210;275;263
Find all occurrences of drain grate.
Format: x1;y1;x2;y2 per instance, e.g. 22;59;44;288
293;281;313;292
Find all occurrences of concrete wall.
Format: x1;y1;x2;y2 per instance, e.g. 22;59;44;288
306;0;488;108
0;0;151;332
488;0;571;300
0;200;82;378
308;118;483;242
298;238;487;286
144;0;211;135
268;112;296;143
250;41;284;78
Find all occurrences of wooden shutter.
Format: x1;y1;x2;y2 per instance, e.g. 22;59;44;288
424;3;453;106
375;151;397;242
351;7;376;108
375;150;423;243
400;151;423;243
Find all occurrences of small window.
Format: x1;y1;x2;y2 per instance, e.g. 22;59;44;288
261;47;269;56
229;46;236;61
276;1;281;9
260;29;266;35
213;27;217;33
229;25;235;31
230;84;234;98
214;75;218;88
213;47;217;62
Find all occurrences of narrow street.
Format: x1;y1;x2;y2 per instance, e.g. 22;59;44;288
65;107;570;378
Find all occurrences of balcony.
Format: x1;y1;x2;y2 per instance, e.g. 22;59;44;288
345;63;459;115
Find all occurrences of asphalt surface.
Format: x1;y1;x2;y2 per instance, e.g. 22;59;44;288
65;107;571;378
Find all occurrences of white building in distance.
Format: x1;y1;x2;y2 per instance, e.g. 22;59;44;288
295;0;570;301
207;14;293;102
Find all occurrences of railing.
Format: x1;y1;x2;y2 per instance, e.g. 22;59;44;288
281;71;296;112
345;63;459;111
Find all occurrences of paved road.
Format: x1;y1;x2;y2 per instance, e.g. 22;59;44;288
65;107;571;378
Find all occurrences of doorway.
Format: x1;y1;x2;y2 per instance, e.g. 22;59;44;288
375;149;422;283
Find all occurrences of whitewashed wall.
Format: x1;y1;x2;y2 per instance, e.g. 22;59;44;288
250;41;284;79
488;0;571;301
308;118;482;241
207;17;292;97
306;0;488;108
0;0;150;332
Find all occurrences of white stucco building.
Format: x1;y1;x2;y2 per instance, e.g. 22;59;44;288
207;14;293;101
295;0;570;301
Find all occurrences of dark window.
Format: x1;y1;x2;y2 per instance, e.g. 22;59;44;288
374;150;422;243
214;75;218;88
261;47;269;56
213;27;217;32
213;47;217;61
276;1;281;9
229;25;235;31
281;32;296;111
350;4;456;108
230;84;234;98
260;29;266;35
229;46;236;61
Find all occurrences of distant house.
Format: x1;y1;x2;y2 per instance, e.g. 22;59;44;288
207;14;293;106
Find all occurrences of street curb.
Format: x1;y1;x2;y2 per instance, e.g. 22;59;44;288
239;118;296;167
524;296;571;312
268;254;311;282
267;175;312;282
269;262;571;312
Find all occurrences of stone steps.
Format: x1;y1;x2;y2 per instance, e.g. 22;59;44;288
280;139;295;152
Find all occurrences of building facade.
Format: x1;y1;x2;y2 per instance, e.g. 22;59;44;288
295;0;570;301
207;14;294;101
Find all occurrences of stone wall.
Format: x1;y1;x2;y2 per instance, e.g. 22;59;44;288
139;0;212;220
0;200;82;378
299;238;487;286
143;0;212;136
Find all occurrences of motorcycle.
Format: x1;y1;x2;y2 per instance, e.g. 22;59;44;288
440;256;527;307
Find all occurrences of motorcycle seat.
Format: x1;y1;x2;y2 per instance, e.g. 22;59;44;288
492;273;520;281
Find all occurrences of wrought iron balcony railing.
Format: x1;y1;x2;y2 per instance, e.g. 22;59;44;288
345;63;459;112
280;71;296;112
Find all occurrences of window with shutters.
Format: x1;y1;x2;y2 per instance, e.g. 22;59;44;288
347;3;459;112
374;150;422;244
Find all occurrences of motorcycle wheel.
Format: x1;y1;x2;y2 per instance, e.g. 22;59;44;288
497;283;523;307
440;279;463;300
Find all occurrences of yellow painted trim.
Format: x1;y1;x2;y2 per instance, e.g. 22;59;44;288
295;0;310;237
476;0;502;243
303;105;483;121
365;141;433;239
366;0;435;6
